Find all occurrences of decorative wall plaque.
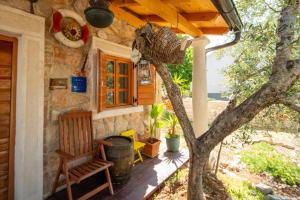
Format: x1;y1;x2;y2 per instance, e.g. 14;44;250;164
49;78;68;90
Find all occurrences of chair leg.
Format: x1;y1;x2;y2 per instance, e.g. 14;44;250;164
51;159;63;195
137;149;143;163
105;168;114;195
63;161;73;200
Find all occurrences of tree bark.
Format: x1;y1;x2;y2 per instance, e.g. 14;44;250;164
188;152;207;200
134;3;299;200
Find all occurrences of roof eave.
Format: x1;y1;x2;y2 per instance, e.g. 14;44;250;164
210;0;243;31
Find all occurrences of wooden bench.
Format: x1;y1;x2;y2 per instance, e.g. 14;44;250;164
51;111;114;200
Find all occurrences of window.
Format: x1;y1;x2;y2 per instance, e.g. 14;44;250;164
99;53;133;111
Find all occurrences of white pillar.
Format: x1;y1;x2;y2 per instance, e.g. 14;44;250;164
192;37;210;138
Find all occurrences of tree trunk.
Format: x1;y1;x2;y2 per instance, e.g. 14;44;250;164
188;152;208;200
133;4;299;200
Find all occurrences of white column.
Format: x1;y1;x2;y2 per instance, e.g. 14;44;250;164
192;37;210;138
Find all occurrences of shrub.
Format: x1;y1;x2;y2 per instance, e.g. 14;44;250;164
220;174;266;200
241;142;300;185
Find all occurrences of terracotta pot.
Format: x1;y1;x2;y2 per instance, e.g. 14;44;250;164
142;138;161;158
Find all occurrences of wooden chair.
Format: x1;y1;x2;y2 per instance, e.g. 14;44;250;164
120;130;145;163
51;111;114;200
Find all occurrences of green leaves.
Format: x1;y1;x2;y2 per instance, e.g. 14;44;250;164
241;142;300;185
166;46;193;92
223;0;300;131
150;103;164;119
149;103;164;138
162;110;180;136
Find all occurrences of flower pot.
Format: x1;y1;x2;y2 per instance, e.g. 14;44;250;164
166;136;180;152
142;138;161;158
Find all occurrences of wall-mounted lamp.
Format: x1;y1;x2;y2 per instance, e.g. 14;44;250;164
137;60;152;85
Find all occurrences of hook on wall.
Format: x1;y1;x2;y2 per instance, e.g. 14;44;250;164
27;0;38;14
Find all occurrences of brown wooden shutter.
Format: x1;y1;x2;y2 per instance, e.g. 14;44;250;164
98;51;106;112
137;65;156;105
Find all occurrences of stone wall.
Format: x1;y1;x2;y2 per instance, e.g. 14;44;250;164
0;0;152;197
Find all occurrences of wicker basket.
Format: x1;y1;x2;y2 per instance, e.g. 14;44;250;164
150;27;185;64
134;24;189;65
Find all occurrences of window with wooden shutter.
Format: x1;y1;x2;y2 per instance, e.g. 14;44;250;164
98;52;134;111
137;65;156;105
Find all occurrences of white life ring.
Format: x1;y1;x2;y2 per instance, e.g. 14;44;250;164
51;9;89;48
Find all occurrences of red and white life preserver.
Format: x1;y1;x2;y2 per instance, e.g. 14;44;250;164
52;9;89;48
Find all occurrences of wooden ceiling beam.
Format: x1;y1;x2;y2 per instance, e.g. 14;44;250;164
111;0;139;7
109;4;146;28
133;0;202;36
172;27;229;35
161;0;192;4
201;27;229;35
111;0;192;7
142;12;220;22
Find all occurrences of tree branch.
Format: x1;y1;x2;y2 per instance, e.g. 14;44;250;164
272;5;297;73
278;91;300;112
262;0;281;13
279;98;300;113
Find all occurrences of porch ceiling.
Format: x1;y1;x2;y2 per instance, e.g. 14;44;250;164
109;0;234;37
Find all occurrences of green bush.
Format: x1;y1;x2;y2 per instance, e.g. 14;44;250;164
220;174;266;200
241;142;300;185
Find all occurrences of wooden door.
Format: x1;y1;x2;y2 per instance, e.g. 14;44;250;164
0;34;17;200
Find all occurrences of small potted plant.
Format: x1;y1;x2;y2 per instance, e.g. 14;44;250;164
143;103;164;158
163;111;180;152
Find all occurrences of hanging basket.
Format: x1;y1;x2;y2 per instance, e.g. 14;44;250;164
134;24;189;65
150;27;184;64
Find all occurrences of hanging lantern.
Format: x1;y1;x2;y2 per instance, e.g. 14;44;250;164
84;0;114;28
137;60;152;85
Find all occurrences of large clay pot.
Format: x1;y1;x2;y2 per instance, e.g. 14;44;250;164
142;138;161;158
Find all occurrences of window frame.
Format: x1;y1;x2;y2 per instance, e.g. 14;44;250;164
98;52;134;111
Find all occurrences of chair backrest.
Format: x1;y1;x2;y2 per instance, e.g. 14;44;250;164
120;129;136;142
58;111;94;157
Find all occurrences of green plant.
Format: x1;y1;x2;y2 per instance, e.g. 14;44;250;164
162;110;180;138
220;174;266;200
241;142;300;185
173;73;188;94
162;73;189;98
149;103;164;142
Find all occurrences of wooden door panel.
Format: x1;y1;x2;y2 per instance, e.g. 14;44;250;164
0;188;8;200
0;103;10;115
0;34;17;200
0;128;9;139
0;152;8;164
0;68;11;78
0;91;10;102
0;80;11;90
0;163;8;177
0;176;7;189
0;41;12;66
0;142;8;152
0;115;9;126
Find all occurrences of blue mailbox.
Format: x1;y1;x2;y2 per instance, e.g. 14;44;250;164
71;76;87;93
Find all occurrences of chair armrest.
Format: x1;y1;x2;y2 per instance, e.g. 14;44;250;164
95;139;112;147
56;150;75;161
